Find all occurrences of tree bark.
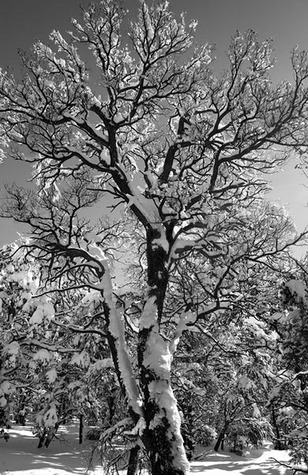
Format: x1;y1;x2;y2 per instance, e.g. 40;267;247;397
79;414;84;445
214;422;229;452
214;431;225;452
271;405;283;450
136;233;190;475
138;324;190;475
102;236;189;474
127;445;140;475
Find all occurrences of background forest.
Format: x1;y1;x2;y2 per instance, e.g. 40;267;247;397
1;1;308;474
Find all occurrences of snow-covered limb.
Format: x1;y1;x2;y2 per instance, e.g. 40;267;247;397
270;459;308;474
101;269;144;419
124;416;147;438
139;295;157;330
26;338;79;354
170;311;197;354
52;319;107;338
99;417;132;441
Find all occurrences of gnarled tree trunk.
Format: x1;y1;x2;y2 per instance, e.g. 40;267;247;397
136;232;190;475
139;324;190;475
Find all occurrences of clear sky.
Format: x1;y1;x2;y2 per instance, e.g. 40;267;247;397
0;0;308;246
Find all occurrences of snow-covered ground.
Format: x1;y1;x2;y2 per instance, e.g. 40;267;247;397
192;443;292;474
0;424;294;475
0;423;101;475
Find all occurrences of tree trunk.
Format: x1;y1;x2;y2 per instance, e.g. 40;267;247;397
102;237;189;474
127;445;140;475
271;405;282;449
138;324;190;475
37;432;45;448
79;414;84;445
214;431;225;452
214;422;229;452
135;232;190;474
45;423;59;447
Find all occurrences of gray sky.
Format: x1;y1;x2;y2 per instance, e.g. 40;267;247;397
0;0;308;246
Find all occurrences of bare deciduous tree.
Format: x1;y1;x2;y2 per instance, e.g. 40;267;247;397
1;1;308;473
